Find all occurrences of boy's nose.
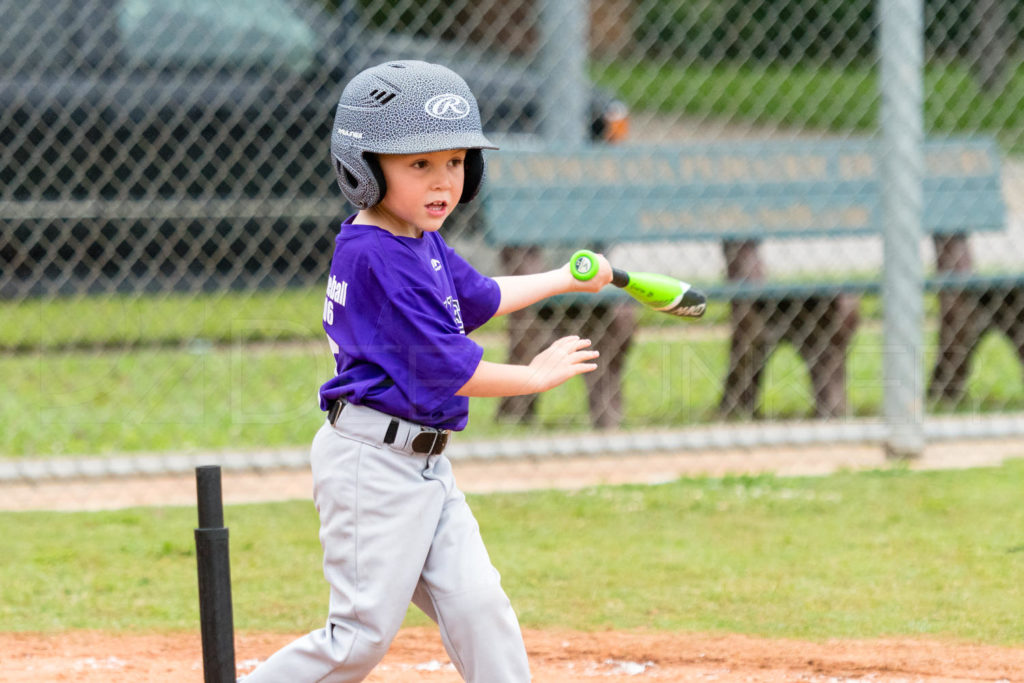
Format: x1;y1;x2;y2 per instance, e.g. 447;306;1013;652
431;170;452;190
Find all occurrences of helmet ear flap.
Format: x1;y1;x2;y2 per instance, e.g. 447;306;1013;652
334;158;358;193
459;149;485;204
363;153;387;205
331;152;386;209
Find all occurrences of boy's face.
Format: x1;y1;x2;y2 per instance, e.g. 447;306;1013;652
372;149;467;238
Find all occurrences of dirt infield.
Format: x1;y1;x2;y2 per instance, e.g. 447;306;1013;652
3;627;1023;682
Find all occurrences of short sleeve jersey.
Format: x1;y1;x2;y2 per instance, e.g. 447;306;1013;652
318;217;500;431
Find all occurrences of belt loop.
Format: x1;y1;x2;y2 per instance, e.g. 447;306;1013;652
383;419;399;445
327;399;345;426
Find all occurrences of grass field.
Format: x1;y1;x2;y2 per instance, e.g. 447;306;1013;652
3;287;1023;457
4;326;1023;457
0;288;323;353
2;462;1022;642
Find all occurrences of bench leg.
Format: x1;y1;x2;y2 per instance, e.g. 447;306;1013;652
992;287;1024;368
720;241;773;418
720;300;775;418
929;285;1024;404
578;303;636;430
983;286;1024;394
721;295;859;419
495;247;639;429
787;295;859;418
928;234;983;403
928;289;985;403
497;302;636;428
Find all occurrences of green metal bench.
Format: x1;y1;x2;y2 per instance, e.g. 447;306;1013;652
482;137;1024;422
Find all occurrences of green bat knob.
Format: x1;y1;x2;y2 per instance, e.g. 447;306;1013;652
571;249;630;287
570;250;599;281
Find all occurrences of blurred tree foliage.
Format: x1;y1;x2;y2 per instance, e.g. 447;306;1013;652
632;0;1020;73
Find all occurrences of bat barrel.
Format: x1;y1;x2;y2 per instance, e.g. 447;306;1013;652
668;286;708;318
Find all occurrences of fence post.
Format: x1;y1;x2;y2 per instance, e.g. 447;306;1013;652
538;0;589;144
880;0;925;459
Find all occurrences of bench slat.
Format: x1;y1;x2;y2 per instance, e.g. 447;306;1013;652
488;188;1003;244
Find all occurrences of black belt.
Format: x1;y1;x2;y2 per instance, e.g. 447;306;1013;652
328;400;450;456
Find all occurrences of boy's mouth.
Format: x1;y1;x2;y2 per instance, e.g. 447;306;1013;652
425;201;448;216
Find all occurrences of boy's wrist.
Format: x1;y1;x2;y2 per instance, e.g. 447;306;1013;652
557;264;579;293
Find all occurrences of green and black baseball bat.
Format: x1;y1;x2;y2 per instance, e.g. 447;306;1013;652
570;249;707;319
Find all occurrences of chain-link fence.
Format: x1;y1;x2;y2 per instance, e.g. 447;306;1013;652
3;0;1024;505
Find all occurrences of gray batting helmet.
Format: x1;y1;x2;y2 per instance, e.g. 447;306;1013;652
330;60;498;210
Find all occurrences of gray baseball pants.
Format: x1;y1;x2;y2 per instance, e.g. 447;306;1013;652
242;404;531;682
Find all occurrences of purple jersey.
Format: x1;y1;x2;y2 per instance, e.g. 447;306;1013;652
318;217;500;431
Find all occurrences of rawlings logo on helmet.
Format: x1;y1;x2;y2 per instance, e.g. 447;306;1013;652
424;94;470;120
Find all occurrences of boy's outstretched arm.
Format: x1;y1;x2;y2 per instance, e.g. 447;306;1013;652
491;253;613;316
456;335;598;397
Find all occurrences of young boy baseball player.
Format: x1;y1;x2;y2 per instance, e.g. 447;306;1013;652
240;60;611;683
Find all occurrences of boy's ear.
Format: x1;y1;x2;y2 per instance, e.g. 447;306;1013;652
460;149;484;204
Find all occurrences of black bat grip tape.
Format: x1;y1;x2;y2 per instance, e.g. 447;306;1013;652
611;268;630;288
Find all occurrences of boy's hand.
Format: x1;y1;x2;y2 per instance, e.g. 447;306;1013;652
563;253;613;293
526;335;599;392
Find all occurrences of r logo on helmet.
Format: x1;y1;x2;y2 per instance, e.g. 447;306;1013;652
424;94;470;120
